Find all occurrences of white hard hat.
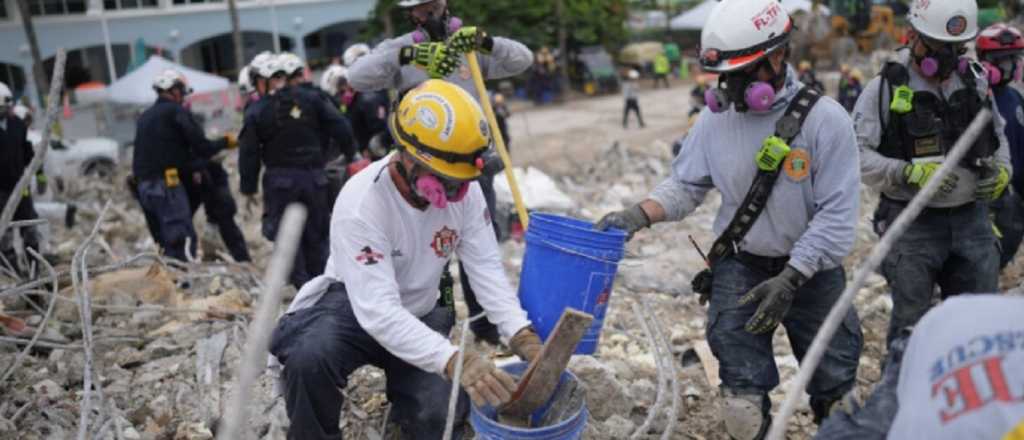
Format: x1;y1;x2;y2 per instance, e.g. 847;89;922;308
908;0;978;43
153;68;189;92
276;52;305;77
699;0;793;73
12;105;31;121
238;65;253;94
0;82;11;109
397;0;435;7
320;65;348;94
343;43;371;67
250;51;277;78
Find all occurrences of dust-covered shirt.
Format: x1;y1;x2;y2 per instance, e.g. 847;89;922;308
887;295;1024;440
347;32;533;101
852;48;1011;207
649;65;861;278
296;155;531;374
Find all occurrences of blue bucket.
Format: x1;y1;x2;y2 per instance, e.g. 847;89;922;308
470;362;588;440
518;213;627;354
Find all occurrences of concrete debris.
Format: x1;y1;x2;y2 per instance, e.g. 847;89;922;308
4;83;1020;440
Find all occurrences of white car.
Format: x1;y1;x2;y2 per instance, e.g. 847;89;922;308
28;130;121;182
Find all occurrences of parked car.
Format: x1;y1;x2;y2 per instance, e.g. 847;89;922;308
28;130;121;183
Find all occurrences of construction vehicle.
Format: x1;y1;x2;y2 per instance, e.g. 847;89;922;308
792;0;905;69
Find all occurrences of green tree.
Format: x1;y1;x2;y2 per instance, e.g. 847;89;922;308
362;0;628;51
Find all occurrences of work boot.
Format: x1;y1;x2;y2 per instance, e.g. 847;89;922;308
811;388;861;425
721;389;770;440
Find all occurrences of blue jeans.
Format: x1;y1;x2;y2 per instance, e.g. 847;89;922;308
262;167;330;288
990;190;1024;269
876;198;998;347
270;283;468;440
707;254;863;419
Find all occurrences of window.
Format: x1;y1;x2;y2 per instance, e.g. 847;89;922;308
104;0;156;10
172;0;223;5
28;0;87;15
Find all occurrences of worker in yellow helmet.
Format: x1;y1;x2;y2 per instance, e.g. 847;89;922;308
269;79;543;440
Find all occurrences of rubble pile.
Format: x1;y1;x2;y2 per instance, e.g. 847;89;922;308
4;131;1024;440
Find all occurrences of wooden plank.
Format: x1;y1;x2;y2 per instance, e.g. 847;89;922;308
498;308;594;427
693;339;721;388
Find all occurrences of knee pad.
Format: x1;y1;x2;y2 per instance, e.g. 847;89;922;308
721;391;769;440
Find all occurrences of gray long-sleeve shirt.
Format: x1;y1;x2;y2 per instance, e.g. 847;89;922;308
852;49;1011;207
347;32;533;101
650;65;861;278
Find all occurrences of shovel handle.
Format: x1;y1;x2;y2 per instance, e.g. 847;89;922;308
466;51;530;230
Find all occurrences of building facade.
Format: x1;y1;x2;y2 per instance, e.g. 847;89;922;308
0;0;374;106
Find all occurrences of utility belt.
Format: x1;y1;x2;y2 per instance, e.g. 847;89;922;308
879;194;978;216
691;86;822;299
263;149;325;169
133;167;183;188
733;252;790;276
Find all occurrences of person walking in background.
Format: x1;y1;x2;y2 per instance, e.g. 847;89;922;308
623;70;645;129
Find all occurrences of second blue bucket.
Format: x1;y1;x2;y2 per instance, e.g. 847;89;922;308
518;212;627;354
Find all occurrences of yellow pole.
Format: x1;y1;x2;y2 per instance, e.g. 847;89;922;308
466;51;530;230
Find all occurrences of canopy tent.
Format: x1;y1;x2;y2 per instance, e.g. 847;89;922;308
105;56;230;105
670;0;829;31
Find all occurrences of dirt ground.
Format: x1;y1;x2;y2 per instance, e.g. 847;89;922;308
3;76;1024;439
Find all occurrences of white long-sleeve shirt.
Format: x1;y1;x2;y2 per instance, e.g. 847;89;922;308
289;156;531;374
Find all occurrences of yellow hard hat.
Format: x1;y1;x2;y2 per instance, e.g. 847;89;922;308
390;80;491;181
799;60;812;71
850;68;864;82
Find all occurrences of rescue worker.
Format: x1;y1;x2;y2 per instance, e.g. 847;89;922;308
0;81;42;273
623;69;645;128
238;52;279;220
269;80;544;440
184;157;251;263
798;60;824;94
132;69;231;261
347;0;532;344
815;295;1024;440
653;50;671;88
837;65;864;112
853;0;1011;347
241;52;355;288
977;23;1024;268
597;1;863;437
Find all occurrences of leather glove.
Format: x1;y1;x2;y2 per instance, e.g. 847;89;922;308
976;162;1010;201
446;26;494;54
595;204;650;241
738;265;807;334
904;162;958;194
446;351;518;407
480;149;505;176
399;42;461;79
35;173;47;195
224;133;239;150
509;326;543;363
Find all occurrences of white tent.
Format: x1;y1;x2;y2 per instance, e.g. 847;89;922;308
105;56;230;105
670;0;828;31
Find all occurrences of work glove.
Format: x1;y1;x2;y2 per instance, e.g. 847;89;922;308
975;161;1010;201
903;162;958;194
446;350;518;407
35;173;47;195
446;26;494;54
399;42;461;79
224;133;238;150
509;326;543;363
595;204;650;241
480;149;505;176
738;265;807;334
